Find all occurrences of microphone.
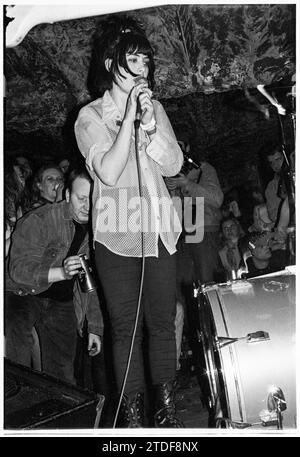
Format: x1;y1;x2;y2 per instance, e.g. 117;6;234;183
134;94;143;129
136;95;142;122
134;75;147;126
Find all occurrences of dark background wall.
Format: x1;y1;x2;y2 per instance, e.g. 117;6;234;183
4;4;295;193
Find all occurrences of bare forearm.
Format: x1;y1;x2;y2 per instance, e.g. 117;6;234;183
48;267;66;283
92;120;133;186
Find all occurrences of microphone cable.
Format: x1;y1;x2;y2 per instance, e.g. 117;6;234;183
112;115;146;428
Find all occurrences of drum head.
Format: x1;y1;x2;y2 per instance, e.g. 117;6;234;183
198;271;296;430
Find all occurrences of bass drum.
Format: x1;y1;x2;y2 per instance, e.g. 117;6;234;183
198;269;296;430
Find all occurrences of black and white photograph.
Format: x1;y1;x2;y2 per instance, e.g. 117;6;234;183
1;0;297;441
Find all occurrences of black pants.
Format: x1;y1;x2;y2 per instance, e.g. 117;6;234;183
186;230;220;285
5;293;77;384
95;239;177;398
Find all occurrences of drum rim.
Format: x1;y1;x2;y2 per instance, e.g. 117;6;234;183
202;274;296;429
198;289;231;422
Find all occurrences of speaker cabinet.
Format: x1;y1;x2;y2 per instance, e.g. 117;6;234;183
4;358;100;429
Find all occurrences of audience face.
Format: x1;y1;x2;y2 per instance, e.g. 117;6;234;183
229;200;241;218
222;219;239;242
66;176;91;224
59;159;70;174
37;167;64;202
252;190;264;203
267;150;284;174
15;156;32;180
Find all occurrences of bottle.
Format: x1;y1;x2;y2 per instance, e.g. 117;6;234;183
78;254;97;293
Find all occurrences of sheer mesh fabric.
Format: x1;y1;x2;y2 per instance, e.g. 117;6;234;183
75;92;182;258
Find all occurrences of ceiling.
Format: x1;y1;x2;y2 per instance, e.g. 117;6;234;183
4;4;295;153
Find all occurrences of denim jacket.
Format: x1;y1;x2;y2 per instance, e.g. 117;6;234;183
6;200;103;336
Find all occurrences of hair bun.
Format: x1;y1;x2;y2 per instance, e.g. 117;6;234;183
99;14;145;39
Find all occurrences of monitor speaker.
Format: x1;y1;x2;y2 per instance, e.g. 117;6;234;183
4;358;102;429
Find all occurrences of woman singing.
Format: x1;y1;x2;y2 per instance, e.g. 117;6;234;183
75;15;183;428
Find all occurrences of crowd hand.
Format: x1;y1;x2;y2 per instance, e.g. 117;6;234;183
55;183;64;202
88;333;101;357
271;229;287;250
63;255;82;280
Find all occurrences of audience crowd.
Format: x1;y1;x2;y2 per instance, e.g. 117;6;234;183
4;138;295;427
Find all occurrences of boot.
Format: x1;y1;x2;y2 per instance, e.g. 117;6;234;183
154;381;185;428
117;392;144;428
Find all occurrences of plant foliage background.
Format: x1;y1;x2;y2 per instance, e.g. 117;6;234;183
5;4;295;191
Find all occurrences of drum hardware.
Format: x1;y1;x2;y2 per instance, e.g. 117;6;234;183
246;330;270;343
216;416;281;429
217;337;239;349
197;272;295;430
197;282;218;296
231;281;254;295
261;419;279;427
93;394;105;429
193;283;200;298
216;386;287;429
196;291;226;417
216;418;256;429
267;386;287;430
217;331;270;349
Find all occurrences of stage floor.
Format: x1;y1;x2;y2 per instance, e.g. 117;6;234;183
174;377;210;429
100;374;210;429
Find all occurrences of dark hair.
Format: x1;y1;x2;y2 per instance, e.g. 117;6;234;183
220;216;244;246
87;15;155;98
4;158;31;228
29;163;63;204
65;168;92;192
260;141;282;160
221;216;241;229
223;187;240;204
33;163;62;186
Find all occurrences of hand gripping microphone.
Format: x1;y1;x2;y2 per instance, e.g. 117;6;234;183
134;75;147;128
136;96;142;123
